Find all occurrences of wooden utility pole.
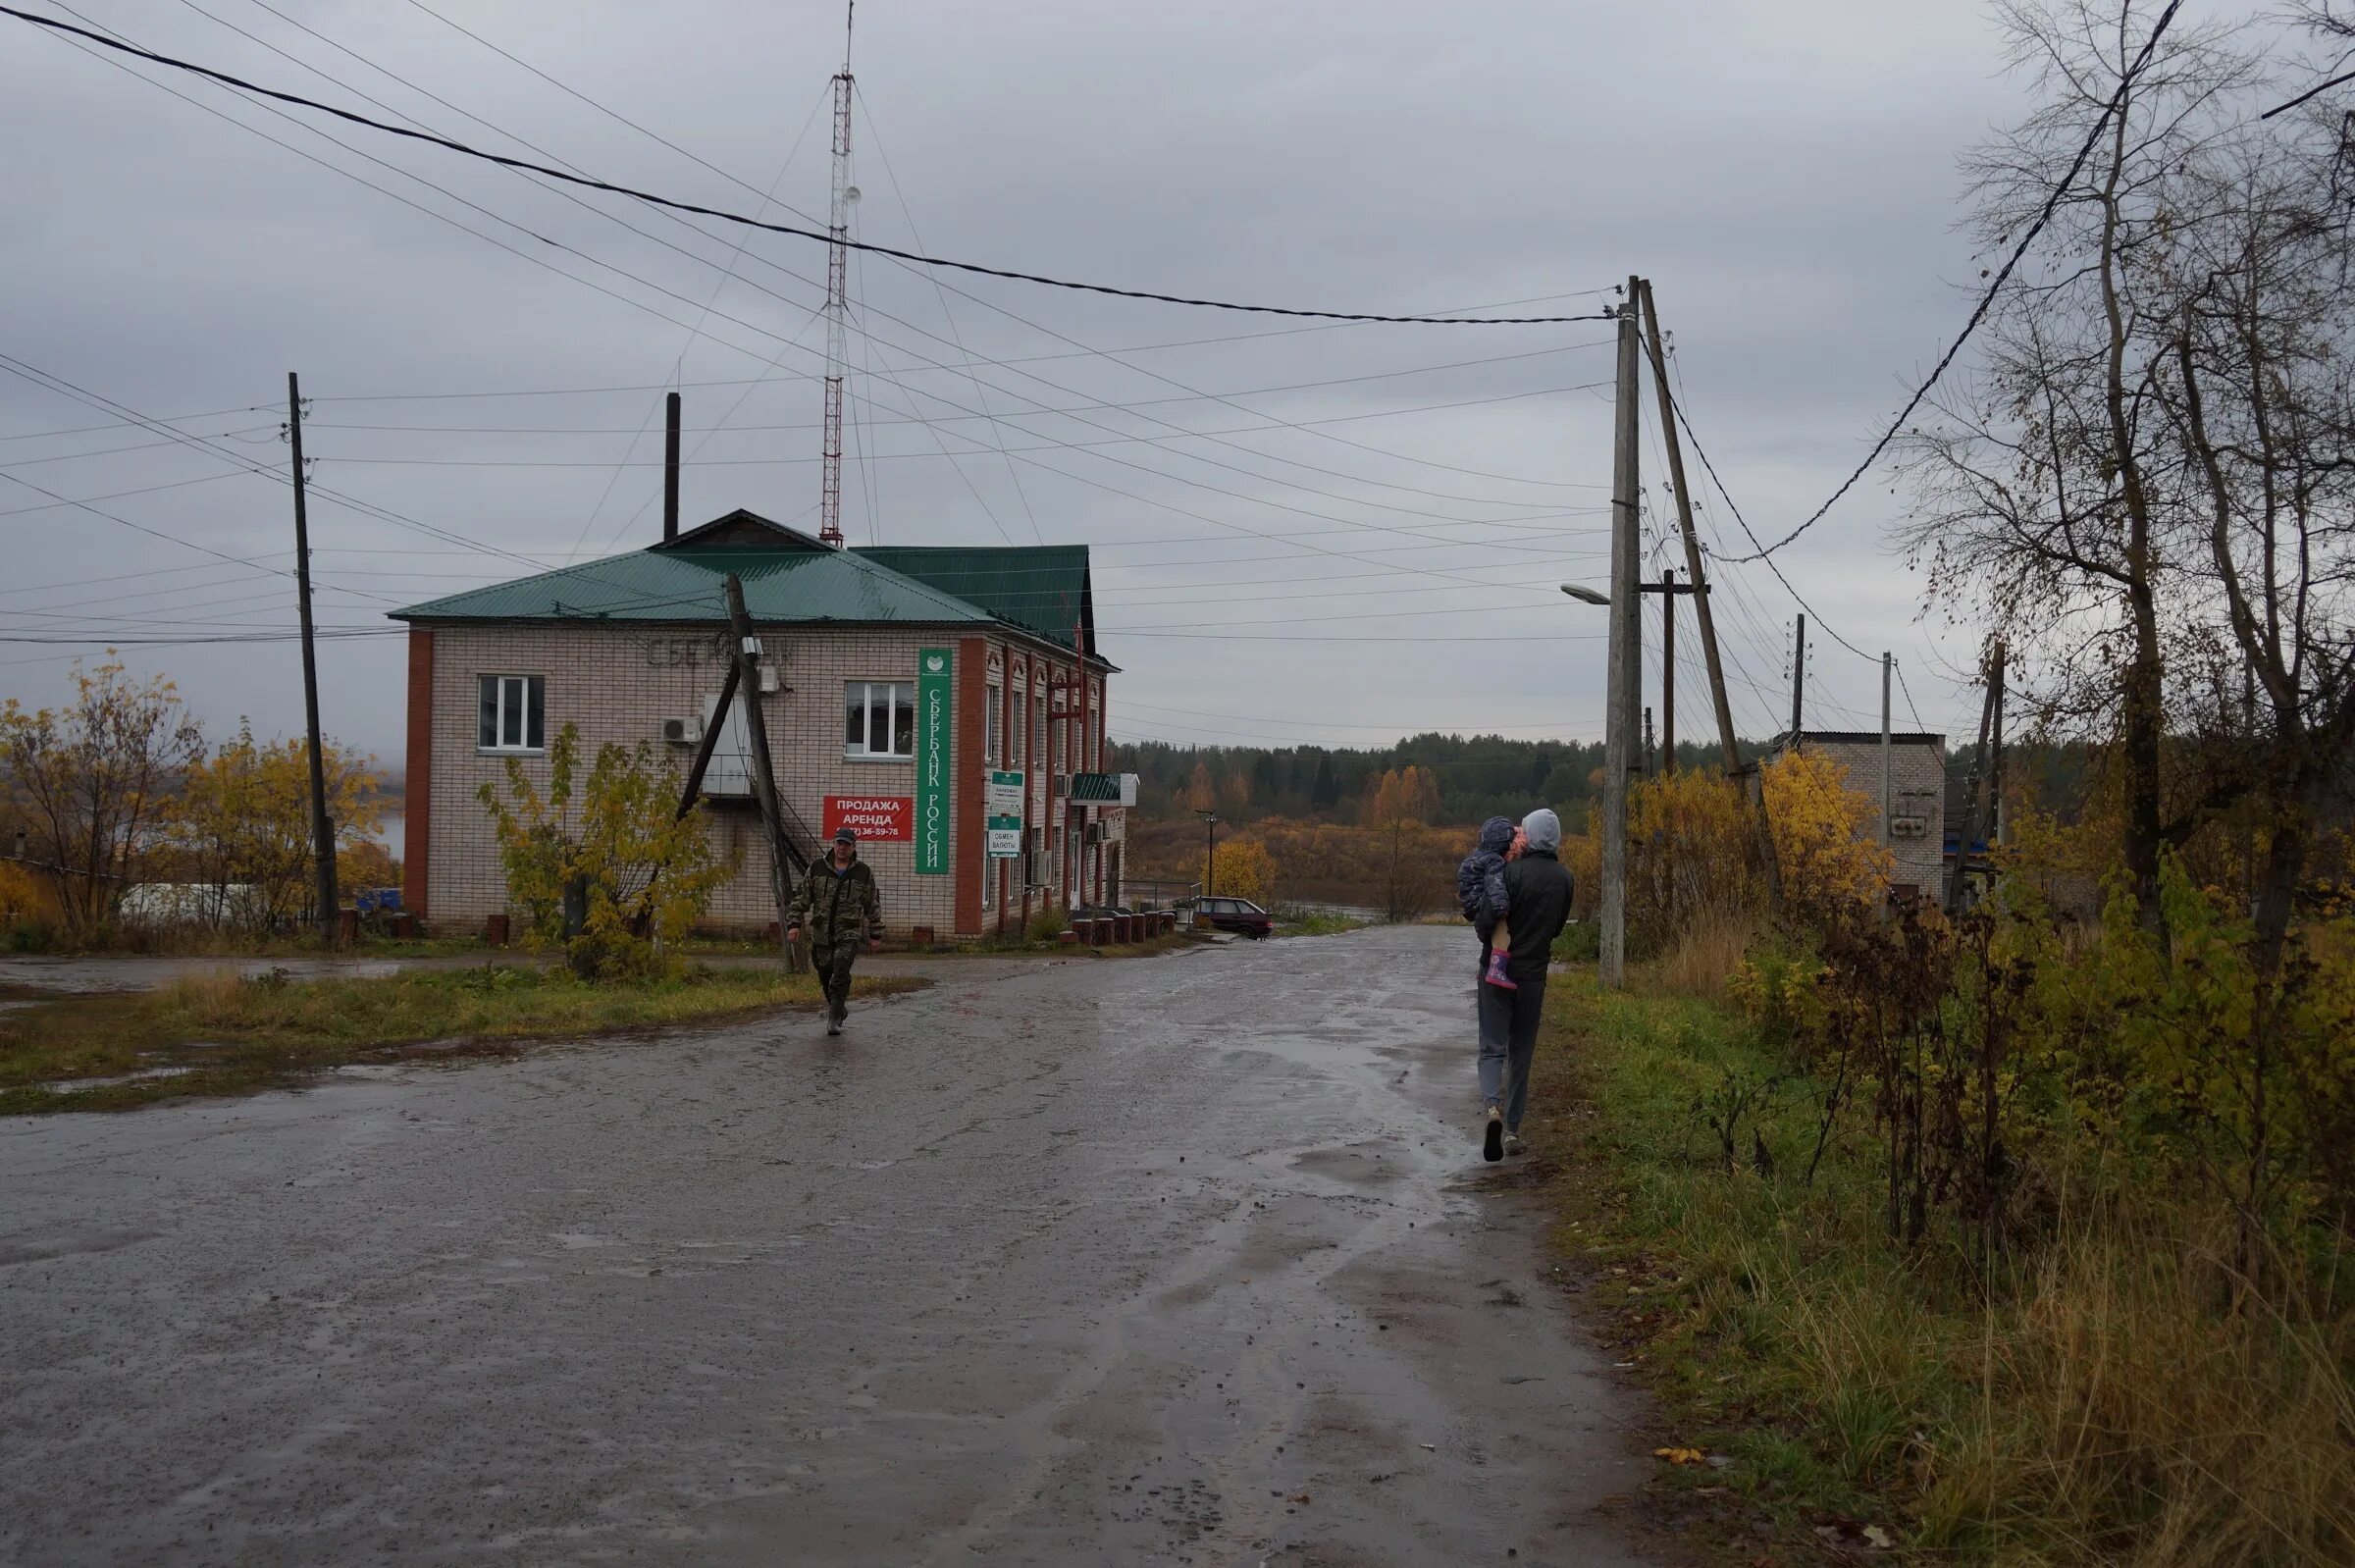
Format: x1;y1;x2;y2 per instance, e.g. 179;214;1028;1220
631;660;741;936
724;574;801;968
1948;641;2007;915
1789;614;1806;740
1659;568;1677;773
1599;277;1642;988
1988;653;2008;852
1636;280;1782;915
287;372;339;945
1879;653;1894;849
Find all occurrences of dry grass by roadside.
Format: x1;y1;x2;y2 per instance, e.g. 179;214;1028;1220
1522;973;2355;1567
0;964;925;1115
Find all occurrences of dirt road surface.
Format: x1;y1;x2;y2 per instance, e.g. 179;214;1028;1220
0;925;1658;1566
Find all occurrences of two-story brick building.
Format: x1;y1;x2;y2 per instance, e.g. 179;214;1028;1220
392;510;1129;941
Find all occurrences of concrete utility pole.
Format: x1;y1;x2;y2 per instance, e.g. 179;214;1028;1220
1195;809;1218;897
287;373;338;945
1636;280;1781;917
1599;277;1642;988
724;575;802;969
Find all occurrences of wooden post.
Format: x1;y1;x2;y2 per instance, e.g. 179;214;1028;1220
630;660;740;936
724;574;802;969
1949;641;2006;915
1660;568;1676;773
1790;614;1806;740
1597;278;1642;988
288;372;339;945
1637;280;1782;917
1879;653;1893;848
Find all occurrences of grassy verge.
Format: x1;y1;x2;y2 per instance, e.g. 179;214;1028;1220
0;964;925;1115
1524;973;2355;1565
1274;908;1372;938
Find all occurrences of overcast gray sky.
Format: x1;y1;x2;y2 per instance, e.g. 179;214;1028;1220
1;0;2072;774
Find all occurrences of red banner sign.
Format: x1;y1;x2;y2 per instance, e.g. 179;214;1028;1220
823;795;913;843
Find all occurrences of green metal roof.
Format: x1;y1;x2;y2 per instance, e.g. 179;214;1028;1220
392;512;1105;662
393;520;999;629
856;545;1094;656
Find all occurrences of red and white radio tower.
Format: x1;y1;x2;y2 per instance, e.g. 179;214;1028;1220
817;7;857;548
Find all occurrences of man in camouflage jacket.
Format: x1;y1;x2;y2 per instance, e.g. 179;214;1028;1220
786;826;884;1035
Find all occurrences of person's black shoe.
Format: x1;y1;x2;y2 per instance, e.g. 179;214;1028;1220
1483;1105;1504;1163
825;1017;843;1037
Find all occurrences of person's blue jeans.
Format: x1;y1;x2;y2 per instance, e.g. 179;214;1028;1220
1477;976;1546;1131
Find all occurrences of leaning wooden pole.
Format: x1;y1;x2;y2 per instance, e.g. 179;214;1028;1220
724;575;805;971
1638;279;1784;916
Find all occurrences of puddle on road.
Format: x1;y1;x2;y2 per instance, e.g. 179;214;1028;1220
41;1066;199;1094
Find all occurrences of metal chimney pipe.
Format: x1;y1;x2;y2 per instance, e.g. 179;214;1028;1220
662;391;682;544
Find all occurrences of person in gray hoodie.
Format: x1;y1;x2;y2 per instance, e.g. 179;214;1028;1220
1474;808;1574;1161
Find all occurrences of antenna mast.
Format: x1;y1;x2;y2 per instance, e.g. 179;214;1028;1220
818;3;856;547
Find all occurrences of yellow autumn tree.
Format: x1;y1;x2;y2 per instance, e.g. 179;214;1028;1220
170;722;388;933
1362;765;1441;828
1201;835;1278;905
1182;760;1217;813
0;658;202;938
1621;766;1760;949
1760;747;1892;915
479;724;734;979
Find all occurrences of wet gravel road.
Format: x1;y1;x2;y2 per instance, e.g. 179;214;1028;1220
1;925;1654;1566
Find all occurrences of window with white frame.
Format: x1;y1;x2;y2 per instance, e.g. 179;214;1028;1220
1054;712;1067;774
1088;684;1102;770
1032;692;1046;767
477;674;545;753
844;680;916;759
1010;685;1027;771
984;683;1003;767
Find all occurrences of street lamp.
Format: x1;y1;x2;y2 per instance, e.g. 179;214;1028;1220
1560;583;1610;607
1193;809;1219;897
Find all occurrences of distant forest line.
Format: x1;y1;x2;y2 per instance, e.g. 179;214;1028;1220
1108;733;2096;827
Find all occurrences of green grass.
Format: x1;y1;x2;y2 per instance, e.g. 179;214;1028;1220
0;964;924;1115
1274;907;1371;938
1524;976;2355;1565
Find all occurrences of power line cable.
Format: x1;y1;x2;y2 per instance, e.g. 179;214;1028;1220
5;6;1619;327
1714;0;2185;563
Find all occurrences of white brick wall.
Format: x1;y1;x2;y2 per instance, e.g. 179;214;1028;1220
422;621;1043;938
1801;737;1948;896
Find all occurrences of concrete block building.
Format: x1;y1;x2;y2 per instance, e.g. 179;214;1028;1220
392;510;1128;941
1783;730;1948;902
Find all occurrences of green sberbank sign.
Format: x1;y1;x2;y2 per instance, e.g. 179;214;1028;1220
915;648;952;874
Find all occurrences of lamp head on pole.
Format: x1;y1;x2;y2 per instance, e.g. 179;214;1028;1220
1560;583;1610;607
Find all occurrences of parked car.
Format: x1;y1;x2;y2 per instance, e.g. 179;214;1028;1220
1191;896;1273;939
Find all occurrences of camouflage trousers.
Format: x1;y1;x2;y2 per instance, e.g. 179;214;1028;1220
811;942;860;1019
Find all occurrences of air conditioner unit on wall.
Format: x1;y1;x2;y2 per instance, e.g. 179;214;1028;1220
661;716;703;746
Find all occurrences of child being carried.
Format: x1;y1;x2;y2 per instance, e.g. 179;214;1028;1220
1455;815;1519;990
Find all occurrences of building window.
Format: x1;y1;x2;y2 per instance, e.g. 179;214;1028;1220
477;674;544;753
984;683;1003;768
1054;715;1068;774
844;681;916;759
1032;693;1046;767
1010;688;1026;773
1088;685;1102;771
